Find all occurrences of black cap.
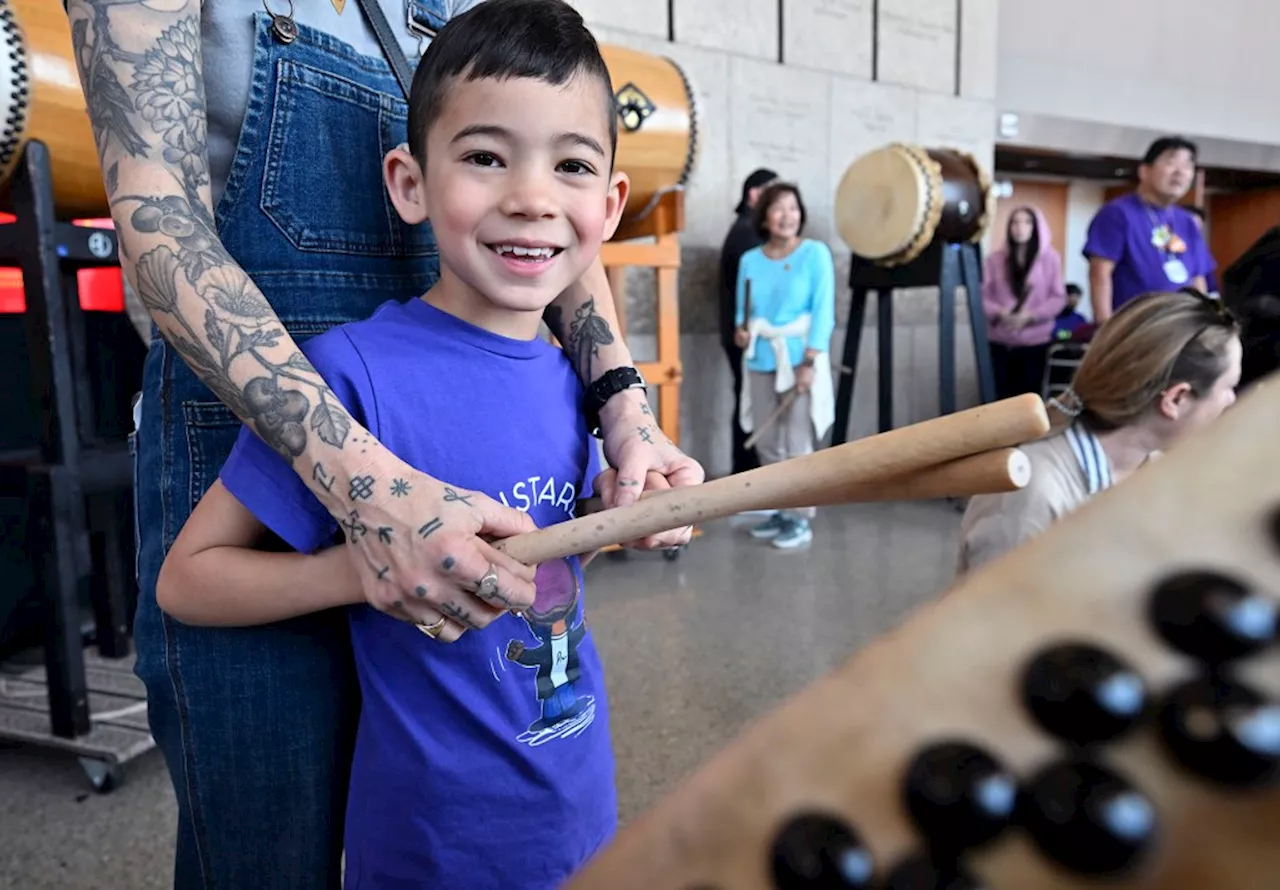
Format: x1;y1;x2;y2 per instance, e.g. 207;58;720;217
736;168;778;213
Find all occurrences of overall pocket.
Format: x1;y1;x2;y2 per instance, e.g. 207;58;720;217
182;401;248;518
260;60;437;259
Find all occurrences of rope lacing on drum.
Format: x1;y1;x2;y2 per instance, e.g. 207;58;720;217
0;3;29;174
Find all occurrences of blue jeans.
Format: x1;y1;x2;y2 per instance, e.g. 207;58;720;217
133;13;441;888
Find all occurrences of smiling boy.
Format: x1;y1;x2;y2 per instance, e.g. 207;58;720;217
155;1;630;886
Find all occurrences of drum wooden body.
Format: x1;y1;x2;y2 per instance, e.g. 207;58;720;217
0;0;107;219
836;143;994;267
601;44;697;239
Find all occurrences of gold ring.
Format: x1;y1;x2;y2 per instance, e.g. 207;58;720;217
416;616;448;639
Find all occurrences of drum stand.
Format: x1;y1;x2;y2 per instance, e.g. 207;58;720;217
832;240;996;444
597;190;693;561
0;140;151;792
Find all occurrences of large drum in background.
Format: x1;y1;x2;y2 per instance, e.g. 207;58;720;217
0;0;107;219
835;143;994;267
600;44;697;238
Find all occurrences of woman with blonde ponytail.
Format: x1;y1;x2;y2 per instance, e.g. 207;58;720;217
958;289;1242;573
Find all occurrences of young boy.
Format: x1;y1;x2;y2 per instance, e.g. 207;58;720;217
156;2;630;887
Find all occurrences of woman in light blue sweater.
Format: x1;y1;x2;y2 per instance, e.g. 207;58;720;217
733;182;837;549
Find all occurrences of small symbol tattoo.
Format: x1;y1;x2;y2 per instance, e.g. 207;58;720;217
376;566;390;581
442;487;473;506
377;527;394;544
342;510;367;541
638;425;654;444
640;402;652;416
349;475;375;501
418;517;443;538
414;585;428;598
390;478;411;497
442;556;456;572
312;462;335;492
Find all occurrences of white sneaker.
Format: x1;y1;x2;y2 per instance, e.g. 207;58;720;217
772;518;813;550
749;512;789;540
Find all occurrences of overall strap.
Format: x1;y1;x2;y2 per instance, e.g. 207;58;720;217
354;0;415;99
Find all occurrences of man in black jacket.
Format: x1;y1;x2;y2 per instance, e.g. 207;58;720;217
719;168;777;475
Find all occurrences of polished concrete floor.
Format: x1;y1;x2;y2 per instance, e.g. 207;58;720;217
0;500;964;889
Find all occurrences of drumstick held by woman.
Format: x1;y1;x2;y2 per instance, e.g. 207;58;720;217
732;182;837;550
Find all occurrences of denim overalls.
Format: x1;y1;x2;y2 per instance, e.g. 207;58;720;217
132;12;441;888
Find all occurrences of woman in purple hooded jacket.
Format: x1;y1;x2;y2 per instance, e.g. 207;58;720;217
982;205;1068;398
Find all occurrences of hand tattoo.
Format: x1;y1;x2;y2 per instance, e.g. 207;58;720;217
376;566;390;581
342;510;367;542
312;462;335;493
349;475;376;501
390;478;411;497
418;518;443;538
377;527;394;545
442;487;472;506
638;425;654;444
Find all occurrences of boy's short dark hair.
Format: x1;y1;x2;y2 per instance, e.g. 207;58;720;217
1142;136;1197;166
406;0;617;166
752;182;807;239
1066;283;1083;297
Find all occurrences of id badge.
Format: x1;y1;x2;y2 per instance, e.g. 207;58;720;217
1163;258;1189;285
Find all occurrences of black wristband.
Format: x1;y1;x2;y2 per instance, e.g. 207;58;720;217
584;366;647;436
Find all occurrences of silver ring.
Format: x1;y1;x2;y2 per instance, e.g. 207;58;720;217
416;615;447;639
476;563;500;600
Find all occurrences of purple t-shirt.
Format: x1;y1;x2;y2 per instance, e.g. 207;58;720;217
218;298;615;890
1082;193;1215;311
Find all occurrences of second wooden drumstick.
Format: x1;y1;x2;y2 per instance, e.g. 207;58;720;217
577;446;1029;516
495;394;1049;566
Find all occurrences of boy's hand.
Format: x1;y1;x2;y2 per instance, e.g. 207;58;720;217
596;390;702;550
734;327;750;349
328;446;538;642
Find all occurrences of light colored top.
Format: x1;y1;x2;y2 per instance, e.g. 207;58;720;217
956;423;1113;574
734;239;837;373
202;0;484;208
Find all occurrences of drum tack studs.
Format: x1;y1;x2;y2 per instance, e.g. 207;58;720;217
1021;642;1148;748
769;811;876;888
1156;674;1280;788
1147;569;1278;666
901;741;1017;855
1018;758;1158;876
881;854;987;890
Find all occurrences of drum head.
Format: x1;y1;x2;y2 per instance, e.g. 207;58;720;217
835;146;931;261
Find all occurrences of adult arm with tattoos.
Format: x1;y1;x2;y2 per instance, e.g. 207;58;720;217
65;0;701;628
545;260;702;548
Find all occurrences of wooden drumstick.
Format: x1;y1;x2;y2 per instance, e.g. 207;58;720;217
495;393;1049;566
743;390;798;450
577;446;1030;517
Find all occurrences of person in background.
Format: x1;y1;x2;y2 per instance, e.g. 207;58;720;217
1053;283;1090;341
719;168;778;476
734;182;836;550
981;206;1067;398
1084;136;1216;324
958;289;1241;574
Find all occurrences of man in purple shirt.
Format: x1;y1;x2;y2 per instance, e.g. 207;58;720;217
1083;136;1216;324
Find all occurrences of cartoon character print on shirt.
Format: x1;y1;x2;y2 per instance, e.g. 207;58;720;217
504;557;595;745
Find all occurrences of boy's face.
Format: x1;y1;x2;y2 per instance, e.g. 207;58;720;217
387;72;626;331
